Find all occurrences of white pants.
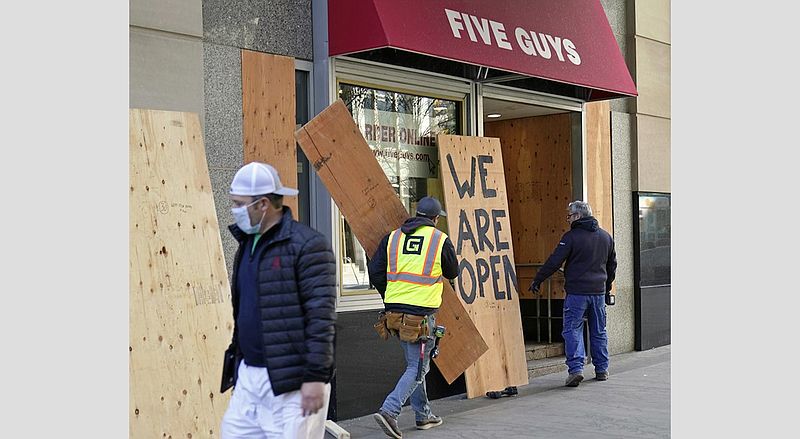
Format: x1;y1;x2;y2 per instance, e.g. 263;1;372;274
221;360;331;439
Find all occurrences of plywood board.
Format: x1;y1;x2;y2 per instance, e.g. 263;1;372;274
295;100;488;384
585;101;613;234
130;109;234;439
485;115;572;299
585;101;615;294
437;135;528;398
242;49;298;216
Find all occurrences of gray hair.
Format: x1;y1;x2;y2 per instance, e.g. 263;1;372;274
568;200;592;217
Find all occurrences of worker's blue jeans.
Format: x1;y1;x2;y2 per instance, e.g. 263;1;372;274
563;294;609;375
380;316;436;422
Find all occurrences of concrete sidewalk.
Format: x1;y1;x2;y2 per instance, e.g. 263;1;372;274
335;346;670;439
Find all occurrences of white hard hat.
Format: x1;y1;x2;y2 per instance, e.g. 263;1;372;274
230;162;299;196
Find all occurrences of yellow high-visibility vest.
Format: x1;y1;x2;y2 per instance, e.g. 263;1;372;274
384;225;448;308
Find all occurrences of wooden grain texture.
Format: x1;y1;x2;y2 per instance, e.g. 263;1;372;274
485;115;573;299
130;109;233;439
585;101;615;294
585;101;613;235
242;49;298;216
437;135;528;398
295;100;488;384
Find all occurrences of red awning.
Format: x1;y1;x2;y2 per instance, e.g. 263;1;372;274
329;0;637;100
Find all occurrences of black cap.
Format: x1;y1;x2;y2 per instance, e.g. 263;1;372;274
416;196;447;218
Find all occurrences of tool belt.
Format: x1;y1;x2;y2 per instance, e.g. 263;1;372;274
374;312;429;343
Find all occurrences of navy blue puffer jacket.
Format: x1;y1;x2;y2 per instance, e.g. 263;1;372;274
227;207;336;395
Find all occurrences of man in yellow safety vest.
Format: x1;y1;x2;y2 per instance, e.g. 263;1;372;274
368;196;459;439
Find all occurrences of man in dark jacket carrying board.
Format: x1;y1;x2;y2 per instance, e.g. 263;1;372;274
368;196;458;439
529;200;617;388
220;162;336;439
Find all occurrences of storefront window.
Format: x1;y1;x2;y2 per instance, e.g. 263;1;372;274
637;193;671;286
337;82;462;295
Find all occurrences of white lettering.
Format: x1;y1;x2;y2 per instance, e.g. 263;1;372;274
532;32;551;59
563;38;581;65
461;12;478;42
545;34;564;61
445;9;464;39
490;20;513;50
445;11;579;66
515;27;536;56
470;15;492;45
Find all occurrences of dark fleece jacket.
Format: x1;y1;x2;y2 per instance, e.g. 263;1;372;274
368;216;458;316
531;216;617;295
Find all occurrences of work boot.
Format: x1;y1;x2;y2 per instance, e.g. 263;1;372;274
595;370;609;381
416;414;443;430
565;372;584;387
374;410;402;438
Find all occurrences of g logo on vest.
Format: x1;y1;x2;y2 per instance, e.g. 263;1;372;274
403;236;424;255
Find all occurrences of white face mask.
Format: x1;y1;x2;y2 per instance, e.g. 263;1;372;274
231;199;266;234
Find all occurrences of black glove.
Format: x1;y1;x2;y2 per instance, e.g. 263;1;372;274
528;283;539;293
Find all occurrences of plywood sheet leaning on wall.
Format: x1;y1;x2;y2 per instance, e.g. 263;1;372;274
485;115;573;300
130;109;233;439
585;100;614;293
295;99;488;384
437;135;529;398
242;49;298;216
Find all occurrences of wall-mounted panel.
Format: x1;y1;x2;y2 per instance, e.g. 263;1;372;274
241;50;298;217
130;0;202;37
634;0;671;44
633;37;671;119
585;101;614;237
635;114;671;193
129;29;204;123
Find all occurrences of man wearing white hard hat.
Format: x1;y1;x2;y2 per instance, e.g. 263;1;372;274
220;162;336;439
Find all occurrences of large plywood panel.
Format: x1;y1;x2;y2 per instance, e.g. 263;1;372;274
438;135;528;398
586;101;615;294
636;114;671;192
586;101;614;234
241;50;298;217
295;100;488;384
633;37;671;119
485;115;572;300
130;109;233;439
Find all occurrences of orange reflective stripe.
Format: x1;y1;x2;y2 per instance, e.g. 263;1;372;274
423;229;443;276
388;229;402;273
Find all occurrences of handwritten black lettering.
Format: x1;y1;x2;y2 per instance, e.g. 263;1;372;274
502;254;518;300
490;255;505;300
456;209;478;255
478;155;497;198
447;154;476;199
476;258;490;298
475;209;494;252
491;210;510;251
458;259;477;304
